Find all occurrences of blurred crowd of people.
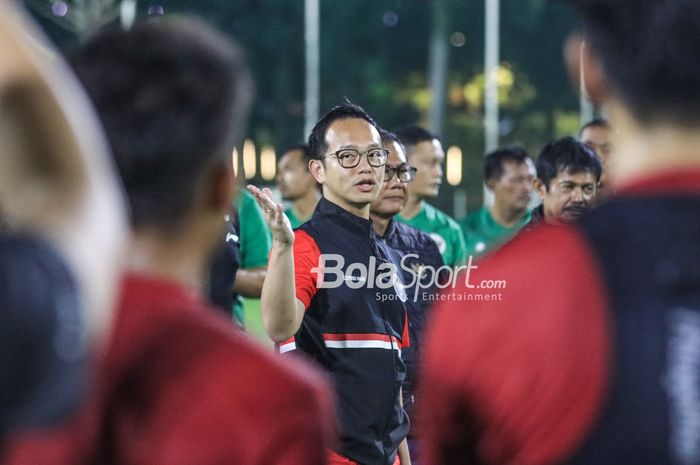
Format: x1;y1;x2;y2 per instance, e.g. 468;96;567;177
2;1;699;464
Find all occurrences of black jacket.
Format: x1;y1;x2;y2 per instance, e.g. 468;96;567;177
283;198;410;465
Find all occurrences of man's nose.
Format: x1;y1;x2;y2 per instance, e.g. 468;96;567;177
387;177;403;189
571;187;585;202
356;154;374;173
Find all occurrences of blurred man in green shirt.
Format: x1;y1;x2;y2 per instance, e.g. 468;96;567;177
393;126;466;267
276;144;320;228
230;188;272;326
460;145;536;257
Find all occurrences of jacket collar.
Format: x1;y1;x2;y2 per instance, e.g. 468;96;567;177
314;197;375;239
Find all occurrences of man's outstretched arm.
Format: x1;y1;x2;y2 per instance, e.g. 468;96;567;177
247;186;306;342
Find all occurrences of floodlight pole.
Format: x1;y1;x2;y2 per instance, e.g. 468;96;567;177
304;0;320;139
579;41;594;127
483;0;500;206
428;0;448;138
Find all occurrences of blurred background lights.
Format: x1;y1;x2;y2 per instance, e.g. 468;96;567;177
446;146;463;186
382;11;399;28
260;146;277;181
147;4;165;16
51;1;68;17
243;139;257;179
450;31;466;47
231;147;239;178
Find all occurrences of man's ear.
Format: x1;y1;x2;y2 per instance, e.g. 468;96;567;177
309;159;326;184
485;177;497;192
565;34;607;105
206;159;233;213
534;178;547;199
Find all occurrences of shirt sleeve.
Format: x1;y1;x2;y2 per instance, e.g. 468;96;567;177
106;320;334;465
292;230;321;309
419;226;610;465
237;191;272;269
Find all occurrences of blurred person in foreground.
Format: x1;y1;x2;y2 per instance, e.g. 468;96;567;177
0;0;127;452
5;18;332;465
420;0;700;464
459;145;536;257
393;126;467;267
370;129;444;463
277;143;321;228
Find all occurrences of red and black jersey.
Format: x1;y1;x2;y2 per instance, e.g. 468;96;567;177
4;274;333;465
420;170;700;465
281;197;411;465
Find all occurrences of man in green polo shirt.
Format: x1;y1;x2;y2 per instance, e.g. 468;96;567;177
393;125;467;267
276;144;320;228
460;145;535;257
231;188;272;327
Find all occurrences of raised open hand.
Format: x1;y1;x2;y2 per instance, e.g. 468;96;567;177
246;185;294;246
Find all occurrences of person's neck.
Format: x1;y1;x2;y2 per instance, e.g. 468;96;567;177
370;213;392;237
489;201;526;228
401;193;423;220
293;190;321;222
127;228;208;292
608;102;700;187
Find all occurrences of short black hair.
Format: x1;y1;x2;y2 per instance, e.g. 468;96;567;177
483;145;532;181
70;19;249;232
579;118;610;137
307;101;380;160
392;125;439;149
280;144;312;163
567;0;700;126
378;129;407;155
536;137;602;189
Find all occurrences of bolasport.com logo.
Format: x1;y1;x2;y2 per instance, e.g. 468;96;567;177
310;254;507;303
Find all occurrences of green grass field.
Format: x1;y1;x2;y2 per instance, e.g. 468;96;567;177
242;298;273;346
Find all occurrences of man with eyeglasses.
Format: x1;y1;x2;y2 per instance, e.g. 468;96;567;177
369;129;444;463
249;102;411;465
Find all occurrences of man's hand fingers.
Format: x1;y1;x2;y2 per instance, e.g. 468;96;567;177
246;184;277;213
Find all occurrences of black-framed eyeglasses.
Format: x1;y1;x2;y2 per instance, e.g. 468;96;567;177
324;148;389;168
385;163;417;183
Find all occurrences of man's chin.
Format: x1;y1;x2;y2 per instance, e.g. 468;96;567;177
418;189;439;200
349;190;380;205
371;207;402;218
561;209;586;221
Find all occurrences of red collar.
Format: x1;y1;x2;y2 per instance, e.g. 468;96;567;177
615;169;700;196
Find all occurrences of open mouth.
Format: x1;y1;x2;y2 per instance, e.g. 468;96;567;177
355;179;377;192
